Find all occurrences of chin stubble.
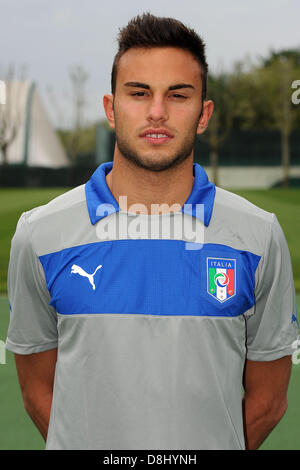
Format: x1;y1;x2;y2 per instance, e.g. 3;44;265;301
115;126;198;172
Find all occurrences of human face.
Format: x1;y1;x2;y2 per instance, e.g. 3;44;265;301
104;47;213;172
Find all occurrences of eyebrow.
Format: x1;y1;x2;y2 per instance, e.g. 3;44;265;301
124;82;195;91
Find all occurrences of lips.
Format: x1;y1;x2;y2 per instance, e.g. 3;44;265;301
140;129;174;144
140;129;174;138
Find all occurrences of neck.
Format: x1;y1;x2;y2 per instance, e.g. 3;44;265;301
105;151;194;215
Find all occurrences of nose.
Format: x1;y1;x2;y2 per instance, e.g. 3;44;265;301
146;95;169;123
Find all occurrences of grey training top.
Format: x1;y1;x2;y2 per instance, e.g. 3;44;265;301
6;162;299;450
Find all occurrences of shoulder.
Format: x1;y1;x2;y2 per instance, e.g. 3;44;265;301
24;184;86;225
209;187;276;256
214;187;273;223
15;184;91;256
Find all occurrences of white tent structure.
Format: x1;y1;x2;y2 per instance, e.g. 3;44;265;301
0;81;69;167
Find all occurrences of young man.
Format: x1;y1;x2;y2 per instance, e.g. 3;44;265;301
6;13;299;450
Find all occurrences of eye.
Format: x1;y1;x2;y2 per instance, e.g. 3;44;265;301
171;94;187;99
131;92;148;97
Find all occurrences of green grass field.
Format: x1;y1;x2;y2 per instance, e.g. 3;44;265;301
0;187;299;449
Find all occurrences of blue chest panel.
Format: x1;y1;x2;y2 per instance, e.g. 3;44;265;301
39;239;260;317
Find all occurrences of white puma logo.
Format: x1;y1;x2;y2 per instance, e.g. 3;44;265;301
71;264;102;290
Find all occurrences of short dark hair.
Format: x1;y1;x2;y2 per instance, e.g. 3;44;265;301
111;13;208;101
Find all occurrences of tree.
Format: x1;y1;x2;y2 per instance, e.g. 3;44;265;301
57;123;97;164
0;64;27;165
46;84;66;130
227;50;300;187
203;72;233;185
255;52;300;187
67;65;89;162
229;60;270;130
263;49;300;68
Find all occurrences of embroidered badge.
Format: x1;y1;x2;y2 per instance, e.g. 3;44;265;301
207;257;236;303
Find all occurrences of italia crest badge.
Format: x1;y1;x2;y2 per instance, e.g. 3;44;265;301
207;257;236;303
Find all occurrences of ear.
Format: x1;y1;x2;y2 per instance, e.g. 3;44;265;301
196;100;214;135
103;94;115;129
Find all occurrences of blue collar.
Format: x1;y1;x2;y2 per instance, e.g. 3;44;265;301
85;161;215;227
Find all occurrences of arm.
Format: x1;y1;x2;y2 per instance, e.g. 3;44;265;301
14;348;58;441
242;355;292;450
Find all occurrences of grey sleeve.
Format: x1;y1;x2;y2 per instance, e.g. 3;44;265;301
245;214;299;361
6;212;58;354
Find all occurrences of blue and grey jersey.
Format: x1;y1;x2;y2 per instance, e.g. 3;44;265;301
6;162;298;450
